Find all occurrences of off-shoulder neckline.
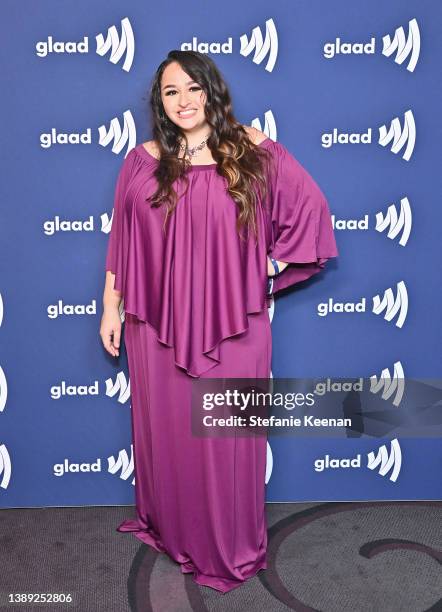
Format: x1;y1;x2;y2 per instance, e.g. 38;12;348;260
135;137;273;170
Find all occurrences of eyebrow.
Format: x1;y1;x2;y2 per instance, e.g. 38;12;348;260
162;80;198;90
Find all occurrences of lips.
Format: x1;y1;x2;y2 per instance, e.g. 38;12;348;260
178;109;197;117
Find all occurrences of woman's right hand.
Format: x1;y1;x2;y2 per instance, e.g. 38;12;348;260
100;306;122;357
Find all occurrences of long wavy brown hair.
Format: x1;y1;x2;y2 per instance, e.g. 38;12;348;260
145;50;273;241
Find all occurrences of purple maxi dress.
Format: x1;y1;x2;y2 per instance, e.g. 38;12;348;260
105;137;338;592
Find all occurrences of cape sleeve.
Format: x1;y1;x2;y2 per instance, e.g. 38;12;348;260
265;140;338;295
104;148;138;296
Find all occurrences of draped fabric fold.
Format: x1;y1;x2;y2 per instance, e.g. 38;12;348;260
105;138;338;377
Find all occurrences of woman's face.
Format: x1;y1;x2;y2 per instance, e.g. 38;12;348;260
160;61;208;135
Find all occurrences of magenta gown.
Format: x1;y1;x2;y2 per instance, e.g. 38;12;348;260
104;137;338;593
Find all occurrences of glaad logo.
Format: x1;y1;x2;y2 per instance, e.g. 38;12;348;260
43;216;94;235
105;372;131;404
240;18;278;72
180;18;278;72
0;365;7;412
95;17;135;72
378;110;416;161
370;361;405;408
101;211;113;235
0;444;12;489
321;109;416;161
323;18;420;73
331;214;369;231
372;281;408;328
375;197;412;246
47;300;96;319
108;445;135;485
332;196;412;246
314;438;402;482
181;37;233;54
50;380;99;400
317;281;408;327
367;439;402;482
251;109;277;142
35;17;135;72
40;110;136;158
98;110;136;156
382;18;421;73
53;459;101;476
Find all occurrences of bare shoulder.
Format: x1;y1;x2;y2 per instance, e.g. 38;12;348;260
242;125;268;145
141;139;160;159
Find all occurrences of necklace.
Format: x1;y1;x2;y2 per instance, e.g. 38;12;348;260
178;134;212;158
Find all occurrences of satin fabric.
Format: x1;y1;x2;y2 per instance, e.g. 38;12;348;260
105;138;338;378
119;309;271;593
105;138;338;592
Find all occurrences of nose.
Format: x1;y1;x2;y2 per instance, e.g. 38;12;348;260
178;92;191;107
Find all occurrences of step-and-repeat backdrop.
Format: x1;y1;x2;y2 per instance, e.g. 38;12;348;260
1;1;441;507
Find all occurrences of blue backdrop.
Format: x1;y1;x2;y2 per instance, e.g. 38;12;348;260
1;0;441;507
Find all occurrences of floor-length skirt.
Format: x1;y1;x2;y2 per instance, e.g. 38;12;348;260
118;308;272;593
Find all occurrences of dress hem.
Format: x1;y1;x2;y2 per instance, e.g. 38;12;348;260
117;519;267;593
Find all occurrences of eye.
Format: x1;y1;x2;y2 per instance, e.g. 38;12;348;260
190;86;202;91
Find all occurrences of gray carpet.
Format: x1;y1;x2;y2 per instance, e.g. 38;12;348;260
0;502;440;611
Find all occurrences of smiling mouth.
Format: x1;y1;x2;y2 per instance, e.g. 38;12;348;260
177;109;197;117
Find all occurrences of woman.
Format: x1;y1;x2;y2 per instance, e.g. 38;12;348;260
100;50;338;593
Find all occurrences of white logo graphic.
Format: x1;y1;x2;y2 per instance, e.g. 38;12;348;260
105;371;131;404
375;197;412;246
240;18;278;72
0;444;11;489
95;17;134;72
0;366;7;413
101;210;113;235
108;445;135;485
43;216;94;236
267;293;275;324
53;459;101;476
332;214;369;231
378;110;416;161
251;110;277;142
372;281;408;328
98;109;136;157
265;441;273;484
370;361;405;407
50;381;99;400
367;438;402;482
181;37;233;54
382;18;420;73
0;294;3;327
47;300;97;319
